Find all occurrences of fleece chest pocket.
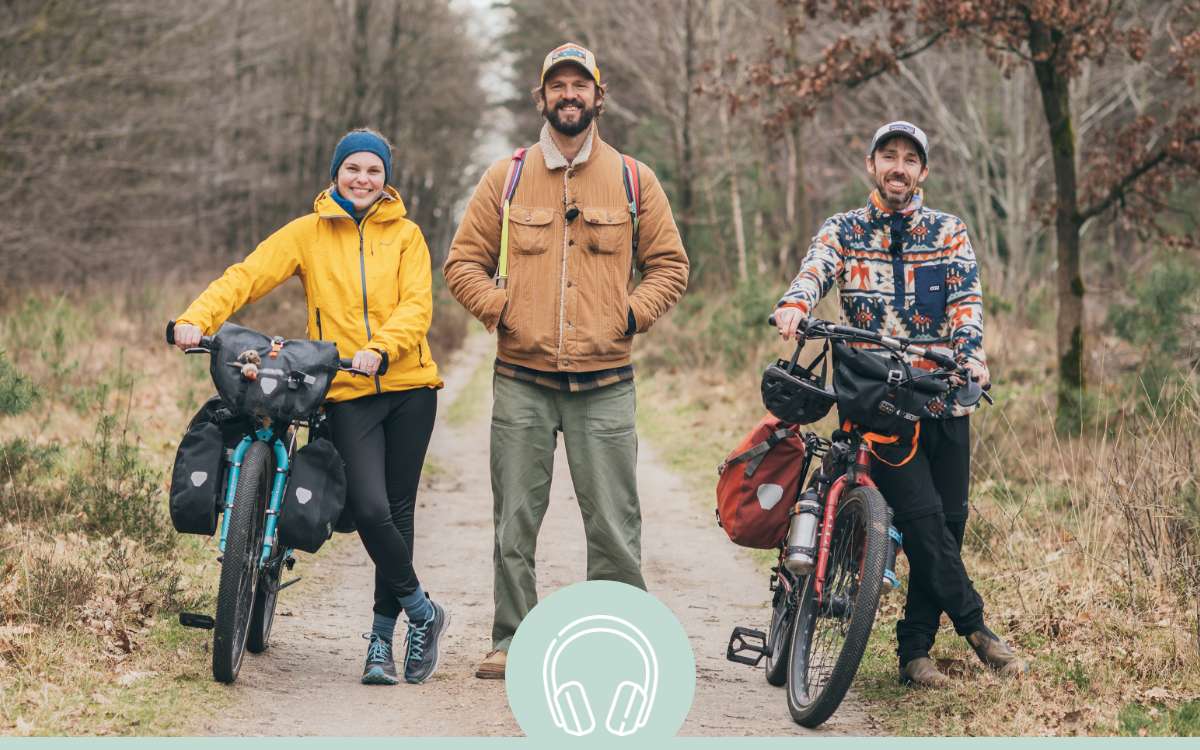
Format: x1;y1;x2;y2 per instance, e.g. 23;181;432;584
508;206;554;255
913;264;947;324
579;207;630;254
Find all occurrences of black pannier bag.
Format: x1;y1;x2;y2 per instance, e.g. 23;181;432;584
831;341;948;436
209;323;340;423
169;396;254;535
169;422;226;535
308;417;357;535
278;437;347;554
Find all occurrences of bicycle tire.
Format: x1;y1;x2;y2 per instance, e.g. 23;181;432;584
764;580;795;686
246;546;281;654
786;485;888;727
212;440;271;683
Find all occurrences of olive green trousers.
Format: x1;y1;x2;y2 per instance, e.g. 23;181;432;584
489;374;645;651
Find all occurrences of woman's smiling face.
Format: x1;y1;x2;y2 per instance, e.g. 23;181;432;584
336;151;386;211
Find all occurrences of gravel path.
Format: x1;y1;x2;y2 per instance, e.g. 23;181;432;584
199;330;879;737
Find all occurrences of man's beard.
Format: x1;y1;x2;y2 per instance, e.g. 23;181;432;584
545;98;597;136
875;171;917;210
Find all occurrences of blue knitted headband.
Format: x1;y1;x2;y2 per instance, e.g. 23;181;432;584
330;131;392;185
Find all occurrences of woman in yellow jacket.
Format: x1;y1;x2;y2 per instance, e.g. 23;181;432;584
173;128;449;686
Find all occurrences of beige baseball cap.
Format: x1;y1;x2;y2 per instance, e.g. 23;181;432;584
541;42;601;85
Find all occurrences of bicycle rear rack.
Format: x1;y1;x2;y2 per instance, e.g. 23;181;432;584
726;626;769;666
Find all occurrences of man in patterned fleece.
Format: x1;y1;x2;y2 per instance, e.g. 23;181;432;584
773;121;1025;687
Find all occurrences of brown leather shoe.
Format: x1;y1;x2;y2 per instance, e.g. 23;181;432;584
966;628;1026;677
899;656;951;687
475;649;507;680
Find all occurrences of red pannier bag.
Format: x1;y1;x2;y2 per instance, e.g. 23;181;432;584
715;415;806;548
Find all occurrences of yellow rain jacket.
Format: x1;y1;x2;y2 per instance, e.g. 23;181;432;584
176;186;442;402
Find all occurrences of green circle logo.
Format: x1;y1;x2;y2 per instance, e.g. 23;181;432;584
506;581;696;740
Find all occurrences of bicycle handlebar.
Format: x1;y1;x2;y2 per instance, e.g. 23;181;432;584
166;320;387;377
768;313;992;406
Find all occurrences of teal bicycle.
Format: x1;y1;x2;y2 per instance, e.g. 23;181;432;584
167;321;378;683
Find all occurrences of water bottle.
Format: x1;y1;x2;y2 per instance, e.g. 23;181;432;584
783;491;821;575
882;525;903;591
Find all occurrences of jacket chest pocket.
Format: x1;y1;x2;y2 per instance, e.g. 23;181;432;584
913;264;947;324
579;207;630;254
508;206;554;255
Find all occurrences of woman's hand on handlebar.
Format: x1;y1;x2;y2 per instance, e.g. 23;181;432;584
351;349;383;377
174;323;203;351
773;307;806;341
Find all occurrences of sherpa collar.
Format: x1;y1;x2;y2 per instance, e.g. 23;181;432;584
539;121;596;170
867;187;924;221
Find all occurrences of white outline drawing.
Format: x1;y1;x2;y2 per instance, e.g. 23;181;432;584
541;614;660;737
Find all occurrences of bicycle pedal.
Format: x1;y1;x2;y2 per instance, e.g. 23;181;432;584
726;626;769;666
179;612;215;630
284;555;296;570
278;576;302;591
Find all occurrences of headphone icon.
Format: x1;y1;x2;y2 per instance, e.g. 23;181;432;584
542;614;660;737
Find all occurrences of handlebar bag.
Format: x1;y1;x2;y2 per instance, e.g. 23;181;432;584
209;323;340;423
277;437;346;554
715;415;806;548
831;341;947;437
168;396;254;535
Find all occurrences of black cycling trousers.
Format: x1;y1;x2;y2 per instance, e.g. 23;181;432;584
326;387;437;618
871;416;986;666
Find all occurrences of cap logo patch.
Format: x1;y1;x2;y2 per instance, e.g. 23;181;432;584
553;48;587;62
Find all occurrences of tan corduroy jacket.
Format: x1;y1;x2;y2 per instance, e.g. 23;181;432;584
443;124;689;373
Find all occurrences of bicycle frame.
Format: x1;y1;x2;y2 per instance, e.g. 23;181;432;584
811;440;877;605
218;427;291;566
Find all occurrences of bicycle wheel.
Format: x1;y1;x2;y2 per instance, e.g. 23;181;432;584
212;440;271;683
786;485;889;727
246;545;282;654
764;576;796;686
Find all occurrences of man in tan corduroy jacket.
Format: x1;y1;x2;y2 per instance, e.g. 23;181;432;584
443;42;688;680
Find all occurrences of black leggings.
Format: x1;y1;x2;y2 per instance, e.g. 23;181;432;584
326;387;437;618
871;416;986;666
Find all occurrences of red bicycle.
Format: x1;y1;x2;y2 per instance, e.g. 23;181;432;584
727;317;989;727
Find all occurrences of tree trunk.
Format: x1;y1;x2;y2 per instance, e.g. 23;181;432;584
679;0;695;249
1030;21;1087;435
710;0;747;281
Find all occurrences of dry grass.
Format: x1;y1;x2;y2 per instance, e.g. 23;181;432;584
635;289;1200;737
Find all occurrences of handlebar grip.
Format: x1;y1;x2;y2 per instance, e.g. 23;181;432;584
767;314;776;327
167;320;213;351
339;357;389;377
925;349;959;370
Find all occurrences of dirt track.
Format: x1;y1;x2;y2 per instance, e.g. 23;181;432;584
199;330;879;737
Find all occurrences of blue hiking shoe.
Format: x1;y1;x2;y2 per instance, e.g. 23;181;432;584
403;600;450;684
361;633;399;685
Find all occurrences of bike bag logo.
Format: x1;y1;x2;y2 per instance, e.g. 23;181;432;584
756;482;784;511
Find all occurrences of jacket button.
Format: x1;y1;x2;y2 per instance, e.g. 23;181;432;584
567;281;573;288
568;240;575;246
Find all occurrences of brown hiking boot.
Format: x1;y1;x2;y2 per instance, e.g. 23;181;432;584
475;649;507;680
899;656;951;687
966;627;1026;677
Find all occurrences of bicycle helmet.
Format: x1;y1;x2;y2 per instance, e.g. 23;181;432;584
761;342;836;425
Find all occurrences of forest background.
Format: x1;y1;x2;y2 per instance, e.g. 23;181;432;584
0;0;1198;737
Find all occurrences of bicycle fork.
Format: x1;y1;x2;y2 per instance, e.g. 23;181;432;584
218;430;290;564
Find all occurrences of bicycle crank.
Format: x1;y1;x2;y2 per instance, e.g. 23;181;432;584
179;612;215;630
